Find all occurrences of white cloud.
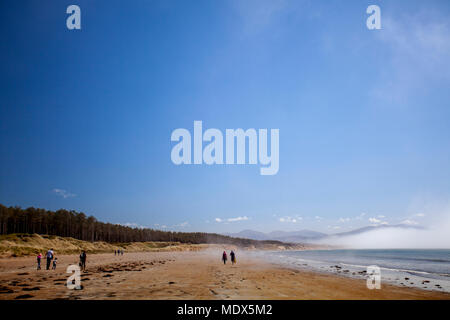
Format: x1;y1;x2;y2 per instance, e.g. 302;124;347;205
368;217;388;225
174;221;189;228
52;188;76;199
369;217;380;224
227;216;249;222
401;219;419;226
119;222;147;229
215;216;249;223
123;222;138;228
339;217;350;223
279;216;302;223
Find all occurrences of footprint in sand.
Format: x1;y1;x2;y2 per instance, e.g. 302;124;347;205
209;289;218;296
0;286;14;294
14;294;33;299
22;287;40;291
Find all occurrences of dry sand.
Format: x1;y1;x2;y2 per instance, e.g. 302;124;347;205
0;250;448;300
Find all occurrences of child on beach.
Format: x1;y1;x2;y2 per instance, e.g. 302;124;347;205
52;257;57;270
37;253;42;270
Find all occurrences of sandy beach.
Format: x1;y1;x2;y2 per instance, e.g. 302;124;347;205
0;249;448;300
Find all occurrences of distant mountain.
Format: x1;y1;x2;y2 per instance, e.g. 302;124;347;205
225;229;328;243
225;229;269;241
225;224;424;244
268;230;327;239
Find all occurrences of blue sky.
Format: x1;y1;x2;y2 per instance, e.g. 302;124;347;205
1;0;450;233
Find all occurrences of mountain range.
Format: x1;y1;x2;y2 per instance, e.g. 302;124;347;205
224;224;423;243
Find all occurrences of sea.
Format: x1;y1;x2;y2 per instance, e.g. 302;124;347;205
256;249;450;293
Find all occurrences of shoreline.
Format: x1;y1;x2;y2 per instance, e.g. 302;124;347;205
253;249;450;294
0;250;448;300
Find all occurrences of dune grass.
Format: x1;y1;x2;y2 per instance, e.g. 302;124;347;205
0;233;207;257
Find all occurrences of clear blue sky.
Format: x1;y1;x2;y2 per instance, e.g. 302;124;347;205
1;0;450;233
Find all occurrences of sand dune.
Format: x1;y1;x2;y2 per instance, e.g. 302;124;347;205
0;234;213;257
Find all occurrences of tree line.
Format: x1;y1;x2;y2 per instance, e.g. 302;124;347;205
0;204;285;247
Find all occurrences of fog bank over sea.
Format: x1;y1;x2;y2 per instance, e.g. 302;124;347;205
313;214;450;249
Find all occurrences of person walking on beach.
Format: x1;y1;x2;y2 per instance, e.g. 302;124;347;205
79;251;87;272
36;253;42;270
46;249;54;270
222;251;227;265
230;250;236;265
52;257;58;270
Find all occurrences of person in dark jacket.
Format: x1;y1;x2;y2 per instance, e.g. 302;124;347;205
222;251;227;264
79;251;87;271
230;250;236;265
46;249;54;270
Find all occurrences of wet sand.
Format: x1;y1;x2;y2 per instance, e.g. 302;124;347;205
0;250;448;300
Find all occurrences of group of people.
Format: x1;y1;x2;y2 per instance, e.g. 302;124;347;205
222;250;237;265
36;249;87;272
36;248;57;270
114;249;124;256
